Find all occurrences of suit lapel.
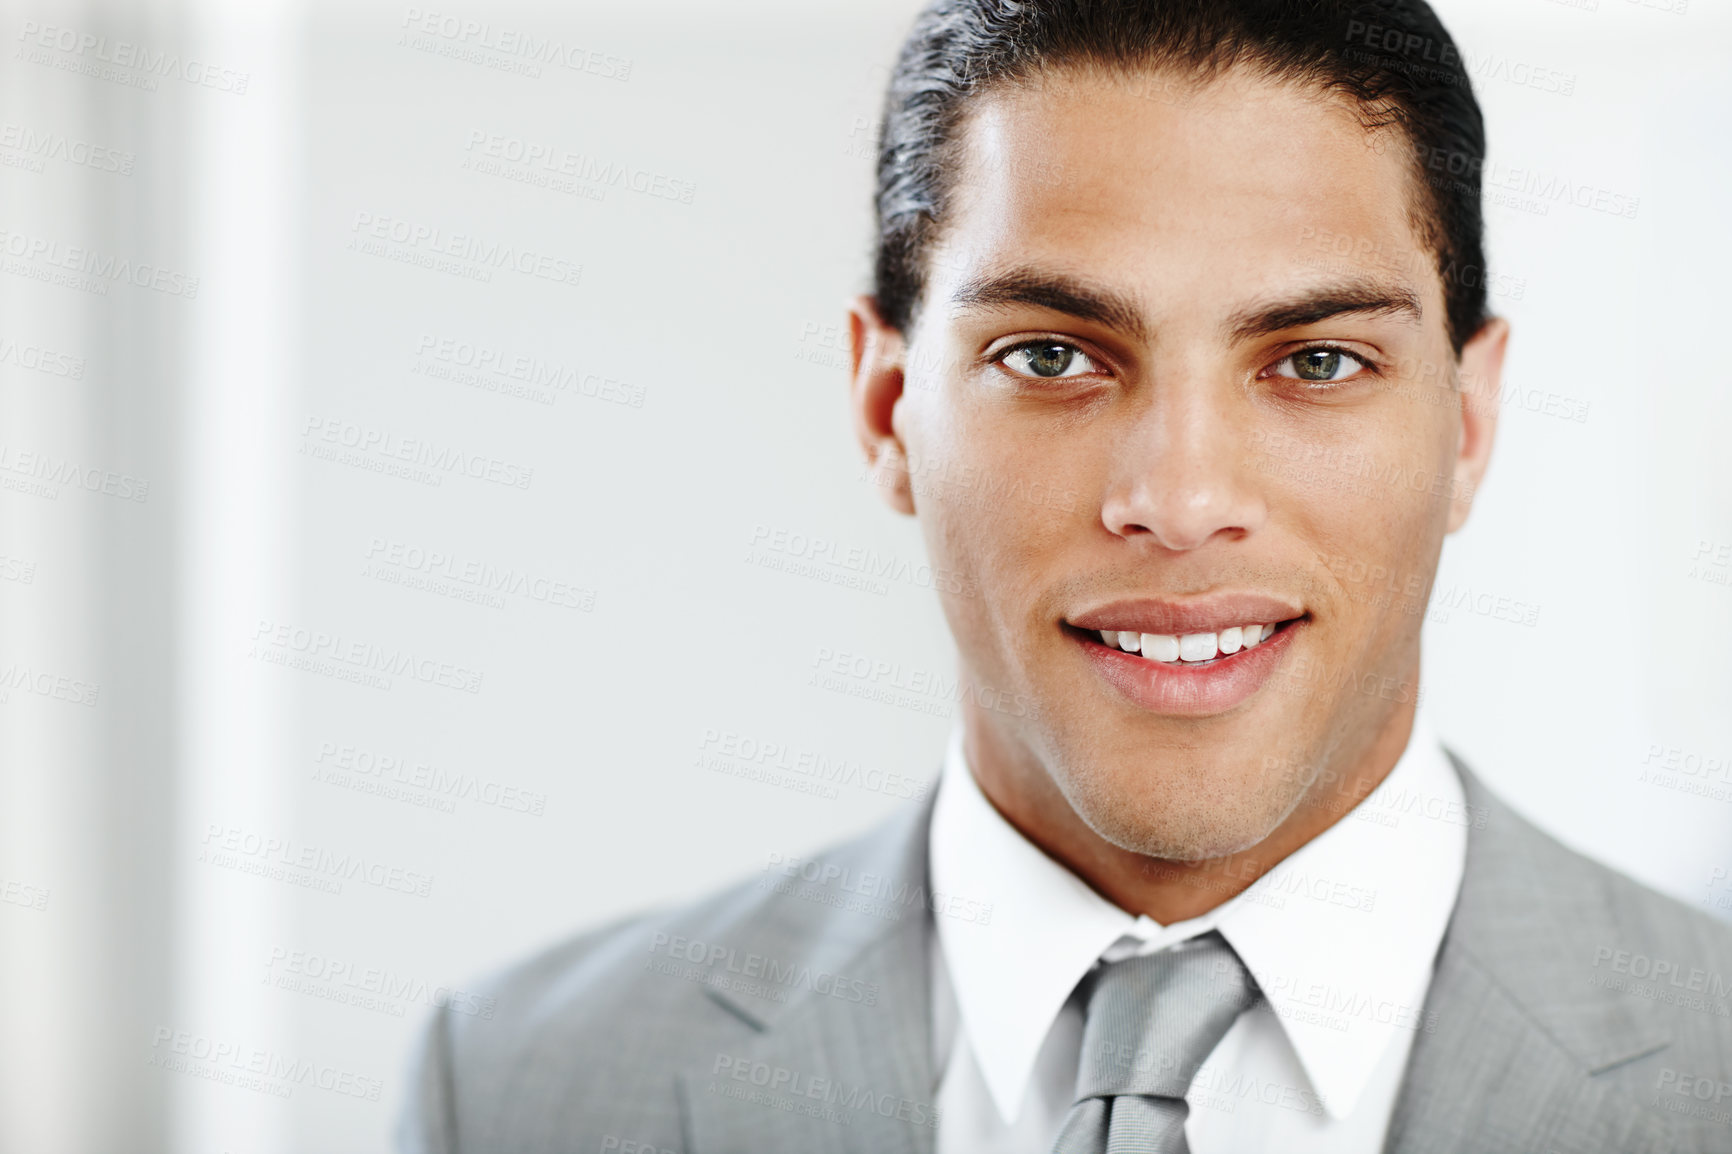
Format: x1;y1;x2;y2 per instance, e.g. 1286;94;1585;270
678;797;940;1154
1383;756;1673;1153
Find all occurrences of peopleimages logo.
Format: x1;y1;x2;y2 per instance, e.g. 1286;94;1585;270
0;334;85;378
398;8;632;80
0;442;150;502
363;537;594;612
761;851;994;927
347;211;583;287
412;334;645;409
0;227;199;297
463;130;696;205
1592;945;1732;995
15;21;250;93
646;933;880;1006
313;739;549;816
0;123;135;175
748;524;975;598
697;727;930;802
808;646;1038;721
199;823;436;898
249;619;485;695
0;661;101;707
147;1027;382;1101
264;945;496;1020
708;1054;942;1129
300;416;534;490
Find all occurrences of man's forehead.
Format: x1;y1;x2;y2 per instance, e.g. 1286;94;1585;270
955;61;1405;189
929;65;1440;336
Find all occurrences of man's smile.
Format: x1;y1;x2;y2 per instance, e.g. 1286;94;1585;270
1064;595;1309;716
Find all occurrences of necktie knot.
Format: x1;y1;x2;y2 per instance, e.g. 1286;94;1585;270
1075;931;1260;1101
1050;932;1260;1154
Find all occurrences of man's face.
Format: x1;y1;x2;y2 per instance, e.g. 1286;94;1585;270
852;65;1504;863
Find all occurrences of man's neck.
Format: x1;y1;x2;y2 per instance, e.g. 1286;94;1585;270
961;702;1417;925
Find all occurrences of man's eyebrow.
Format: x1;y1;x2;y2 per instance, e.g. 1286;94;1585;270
1225;282;1424;342
949;269;1149;342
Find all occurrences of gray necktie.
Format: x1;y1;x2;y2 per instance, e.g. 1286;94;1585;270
1050;932;1260;1154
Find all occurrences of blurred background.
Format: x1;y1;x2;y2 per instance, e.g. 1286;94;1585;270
0;0;1727;1149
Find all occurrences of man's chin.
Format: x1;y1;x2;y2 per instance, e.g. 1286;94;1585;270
1073;786;1301;864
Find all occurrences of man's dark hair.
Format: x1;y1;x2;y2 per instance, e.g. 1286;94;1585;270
873;0;1489;353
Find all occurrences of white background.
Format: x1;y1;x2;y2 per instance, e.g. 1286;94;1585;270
1;0;1728;1150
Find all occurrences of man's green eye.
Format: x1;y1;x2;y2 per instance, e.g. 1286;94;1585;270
1002;342;1096;379
1275;347;1366;383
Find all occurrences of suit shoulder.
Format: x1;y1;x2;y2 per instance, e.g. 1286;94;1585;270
1477;783;1732;962
420;871;806;1151
1597;851;1732;962
403;799;935;1150
448;872;779;1061
1457;768;1732;1089
445;801;931;1070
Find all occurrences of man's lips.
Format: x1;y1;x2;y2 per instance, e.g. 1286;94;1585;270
1067;594;1304;638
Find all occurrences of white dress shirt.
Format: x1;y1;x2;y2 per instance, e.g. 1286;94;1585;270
928;712;1468;1154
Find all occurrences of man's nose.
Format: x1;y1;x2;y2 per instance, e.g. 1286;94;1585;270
1098;387;1268;552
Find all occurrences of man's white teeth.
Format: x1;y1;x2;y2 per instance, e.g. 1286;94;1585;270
1143;633;1180;662
1178;633;1215;661
1098;622;1278;664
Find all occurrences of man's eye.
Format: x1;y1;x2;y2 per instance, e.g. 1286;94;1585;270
1000;342;1098;379
1273;347;1367;383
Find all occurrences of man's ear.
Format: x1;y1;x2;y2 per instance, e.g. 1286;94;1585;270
848;294;916;516
1447;316;1510;533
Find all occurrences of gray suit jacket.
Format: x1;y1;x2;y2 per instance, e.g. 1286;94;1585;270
400;757;1732;1153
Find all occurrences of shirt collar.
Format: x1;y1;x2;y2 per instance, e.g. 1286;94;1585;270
928;711;1466;1124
